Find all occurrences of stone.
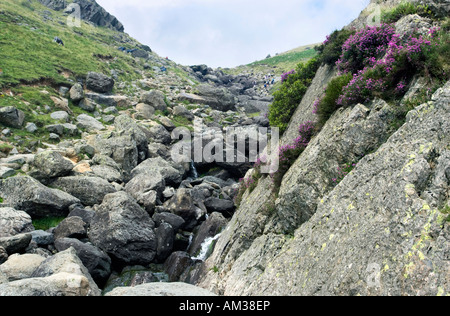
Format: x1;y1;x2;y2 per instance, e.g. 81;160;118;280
114;114;149;161
50;176;117;206
105;282;216;296
163;188;204;230
50;111;69;122
29;230;54;247
173;105;194;121
0;207;34;238
155;222;174;262
0;176;80;218
0;166;15;179
86;72;114;93
0;272;96;296
135;103;155;119
25;122;38;133
54;238;112;287
163;251;193;282
130;157;184;186
196;84;237;112
31;247;100;296
0;233;32;255
152;212;185;232
147;122;171;145
69;83;85;102
204;198;235;216
0;106;25;128
88;191;157;267
30;150;74;180
0;253;46;281
76;114;105;132
53;216;87;240
140;90;167;112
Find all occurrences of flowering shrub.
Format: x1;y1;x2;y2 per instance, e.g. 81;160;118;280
281;70;295;83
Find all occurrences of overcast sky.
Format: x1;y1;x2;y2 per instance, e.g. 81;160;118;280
96;0;370;68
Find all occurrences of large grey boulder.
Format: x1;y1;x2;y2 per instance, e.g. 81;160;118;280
88;191;157;267
0;254;46;281
163;188;204;230
140;90;167;112
76;114;105;132
0;233;32;255
86;72;114;93
114;115;149;162
155;222;174;262
105;282;216;296
131;157;184;186
163;251;193;282
30;247;101;296
55;238;111;286
125;172;164;213
0;208;34;238
93;134;139;181
50;176;116;206
196;84;237;112
147;122;172;145
0;176;80;218
0;272;95;296
53;216;87;240
0;106;25;128
29;150;74;181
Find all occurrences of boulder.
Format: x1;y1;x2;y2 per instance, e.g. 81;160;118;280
0;272;95;296
147;122;171;145
0;233;32;255
204;198;235;216
152;212;185;232
29;230;54;247
136;103;155;119
55;238;112;287
76;114;105;132
173;105;194;121
140;90;167;112
163;251;194;282
69;83;84;102
0;176;80;218
196;84;237;112
50;176;116;206
130;157;184;186
0;207;34;238
105;282;216;296
86;72;114;93
0;247;7;265
30;150;74;181
88;191;157;267
163;188;204;230
50;111;69;122
0;166;15;179
0;106;25;128
0;253;46;281
125;172;164;213
93;134;139;181
155;222;174;262
53;216;87;240
114;115;149;161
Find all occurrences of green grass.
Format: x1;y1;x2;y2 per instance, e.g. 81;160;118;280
0;0;143;88
32;216;66;231
248;48;319;73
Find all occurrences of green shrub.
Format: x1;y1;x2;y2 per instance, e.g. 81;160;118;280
314;73;352;127
316;28;355;66
381;2;434;23
268;57;321;133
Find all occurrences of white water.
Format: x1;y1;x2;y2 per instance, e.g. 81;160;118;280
190;160;199;179
192;233;222;262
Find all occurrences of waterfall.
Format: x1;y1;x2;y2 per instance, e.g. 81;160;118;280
192;233;222;262
190;160;199;179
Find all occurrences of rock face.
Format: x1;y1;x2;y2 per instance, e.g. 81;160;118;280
88;192;157;267
38;0;124;32
198;82;450;296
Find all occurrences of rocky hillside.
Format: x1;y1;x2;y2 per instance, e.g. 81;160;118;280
0;0;449;297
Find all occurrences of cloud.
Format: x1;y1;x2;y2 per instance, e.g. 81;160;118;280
96;0;369;68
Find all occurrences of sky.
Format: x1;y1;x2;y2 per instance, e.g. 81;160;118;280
96;0;370;68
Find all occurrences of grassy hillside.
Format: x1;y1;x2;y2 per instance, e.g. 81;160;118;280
0;0;144;88
224;43;320;76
